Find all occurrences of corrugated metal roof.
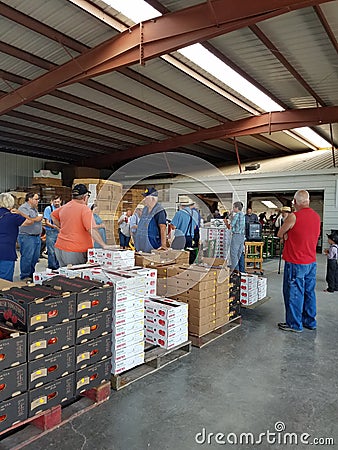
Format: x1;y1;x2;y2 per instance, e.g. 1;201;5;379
221;149;338;176
0;0;337;167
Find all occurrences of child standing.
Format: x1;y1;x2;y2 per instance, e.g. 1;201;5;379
324;232;338;293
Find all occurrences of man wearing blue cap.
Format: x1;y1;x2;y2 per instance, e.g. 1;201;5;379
134;187;167;253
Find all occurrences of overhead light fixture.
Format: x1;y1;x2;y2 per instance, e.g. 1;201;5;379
261;200;278;209
103;0;332;150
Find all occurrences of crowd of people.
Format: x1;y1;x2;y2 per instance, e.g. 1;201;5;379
0;185;335;336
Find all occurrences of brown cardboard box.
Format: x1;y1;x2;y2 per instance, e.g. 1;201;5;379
135;250;189;267
188;303;216;317
189;321;215;336
189;310;217;326
202;257;228;267
215;315;230;327
215;300;230;314
156;265;183;279
32;177;62;187
184;288;216;300
186;296;216;309
177;265;216;283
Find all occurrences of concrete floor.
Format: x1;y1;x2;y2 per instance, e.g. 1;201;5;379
12;255;338;449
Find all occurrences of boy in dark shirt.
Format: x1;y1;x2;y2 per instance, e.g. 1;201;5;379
324;232;338;293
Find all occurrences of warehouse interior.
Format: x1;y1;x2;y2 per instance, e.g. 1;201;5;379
0;0;338;448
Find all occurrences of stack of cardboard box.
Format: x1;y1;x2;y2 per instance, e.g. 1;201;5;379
0;325;28;432
87;248;135;269
135;249;189;268
0;283;78;421
204;227;231;259
107;272;146;375
32;169;63;187
240;273;259;306
73;178;123;245
257;277;267;300
144;297;188;349
41;277;112;396
155;260;234;337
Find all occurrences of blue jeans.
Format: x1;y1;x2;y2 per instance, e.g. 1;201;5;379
18;234;41;280
46;228;59;270
119;231;130;249
0;260;15;281
283;261;317;331
230;234;245;271
235;253;245;273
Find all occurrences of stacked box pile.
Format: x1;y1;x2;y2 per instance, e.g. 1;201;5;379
42;276;112;396
87;248;135;269
240;273;268;306
39;185;72;204
107;272;146;375
135;249;190;269
124;267;157;297
32;169;62;187
114;188;144;244
240;273;258;305
157;261;233;336
73;178;123;245
0;325;28;432
0;283;77;423
257;277;267;300
229;271;241;319
202;226;231;259
144;297;188;349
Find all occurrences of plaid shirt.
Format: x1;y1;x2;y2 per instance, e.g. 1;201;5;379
231;211;245;234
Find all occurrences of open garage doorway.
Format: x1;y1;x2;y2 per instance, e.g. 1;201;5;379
247;190;324;253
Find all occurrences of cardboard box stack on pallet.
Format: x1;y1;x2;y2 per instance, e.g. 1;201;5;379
134;251;238;337
32;169;63;187
144;297;188;349
73;178;123;245
0;276;113;431
240;273;267;306
113;188;145;244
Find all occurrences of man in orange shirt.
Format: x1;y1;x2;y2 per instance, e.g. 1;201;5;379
51;184;111;267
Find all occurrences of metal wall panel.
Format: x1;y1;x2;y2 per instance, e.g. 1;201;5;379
0;152;52;192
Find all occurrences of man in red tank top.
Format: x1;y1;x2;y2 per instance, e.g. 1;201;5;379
277;190;320;332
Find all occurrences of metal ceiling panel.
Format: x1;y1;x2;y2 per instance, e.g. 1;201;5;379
257;7;338;106
127;58;251;122
1;0;116;48
0;0;337;167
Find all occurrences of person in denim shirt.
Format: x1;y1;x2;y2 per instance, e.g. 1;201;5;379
227;201;245;272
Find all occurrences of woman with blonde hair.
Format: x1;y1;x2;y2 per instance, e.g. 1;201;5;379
0;193;32;281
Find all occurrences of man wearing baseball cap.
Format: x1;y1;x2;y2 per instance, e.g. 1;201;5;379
134;187;167;252
51;184;110;266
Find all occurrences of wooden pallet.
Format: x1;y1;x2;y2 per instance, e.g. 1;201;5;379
111;341;192;390
241;296;271;309
0;381;111;450
189;316;241;348
245;267;264;275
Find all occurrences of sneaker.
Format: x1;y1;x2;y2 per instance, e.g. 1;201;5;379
324;289;334;293
278;323;302;333
303;325;316;330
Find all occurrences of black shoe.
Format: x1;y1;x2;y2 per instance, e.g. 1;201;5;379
278;323;302;333
303;325;316;330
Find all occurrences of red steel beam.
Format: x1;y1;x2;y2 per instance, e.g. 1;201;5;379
87;106;338;167
0;0;333;115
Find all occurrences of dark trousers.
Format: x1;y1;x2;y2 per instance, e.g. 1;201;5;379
326;259;338;292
